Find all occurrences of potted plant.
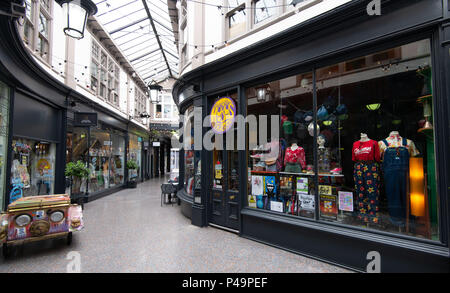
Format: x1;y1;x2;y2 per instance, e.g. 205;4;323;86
127;160;139;188
65;161;90;203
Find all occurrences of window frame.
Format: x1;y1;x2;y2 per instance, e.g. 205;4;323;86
226;2;247;41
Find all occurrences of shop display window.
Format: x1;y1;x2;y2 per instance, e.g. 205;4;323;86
66;127;89;194
10;138;56;202
184;106;194;196
110;131;125;187
246;39;439;240
0;82;9;210
67;126;126;195
128;134;142;181
88;128;112;193
246;72;316;217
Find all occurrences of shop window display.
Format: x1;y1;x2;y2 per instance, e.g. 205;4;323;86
246;75;316;217
110;132;125;187
315;39;438;239
88;128;111;193
184;106;194;196
66;127;89;194
10;138;56;201
0;82;9;210
246;39;439;240
128;134;142;181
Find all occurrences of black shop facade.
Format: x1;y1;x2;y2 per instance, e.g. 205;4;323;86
173;0;450;272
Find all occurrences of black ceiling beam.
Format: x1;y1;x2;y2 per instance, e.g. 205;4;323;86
141;0;173;78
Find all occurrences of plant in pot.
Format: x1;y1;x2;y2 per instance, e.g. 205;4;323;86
127;160;139;188
65;161;90;204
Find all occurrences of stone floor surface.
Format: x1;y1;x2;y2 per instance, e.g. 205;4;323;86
0;177;350;273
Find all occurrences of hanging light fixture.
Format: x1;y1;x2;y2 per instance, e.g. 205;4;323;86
148;80;163;104
255;85;271;102
366;103;381;111
56;0;98;40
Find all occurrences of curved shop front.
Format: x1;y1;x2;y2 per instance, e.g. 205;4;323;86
174;0;450;272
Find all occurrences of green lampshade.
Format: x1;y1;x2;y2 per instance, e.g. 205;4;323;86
366;103;381;111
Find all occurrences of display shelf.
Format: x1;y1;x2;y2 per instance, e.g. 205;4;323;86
279;171;344;177
251;171;278;174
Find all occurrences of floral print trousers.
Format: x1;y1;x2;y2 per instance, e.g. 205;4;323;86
354;162;380;224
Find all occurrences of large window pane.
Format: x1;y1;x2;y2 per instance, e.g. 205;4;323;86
128;134;142;181
184;106;194;195
88;128;111;193
0;82;9;210
10;138;56;201
254;0;278;25
246;72;316;218
110;131;125;187
315;39;438;240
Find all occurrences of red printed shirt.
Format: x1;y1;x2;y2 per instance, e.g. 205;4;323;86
284;147;306;169
352;140;381;162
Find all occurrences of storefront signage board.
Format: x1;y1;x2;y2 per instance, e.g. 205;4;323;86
73;112;98;127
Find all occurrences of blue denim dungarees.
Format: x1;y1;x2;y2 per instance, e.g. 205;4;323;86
382;138;409;227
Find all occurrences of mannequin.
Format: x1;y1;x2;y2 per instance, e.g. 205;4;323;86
352;133;381;224
360;133;370;142
284;140;306;173
317;134;330;173
379;131;419;227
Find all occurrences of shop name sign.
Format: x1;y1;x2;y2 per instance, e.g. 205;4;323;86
74;112;98;127
210;97;236;134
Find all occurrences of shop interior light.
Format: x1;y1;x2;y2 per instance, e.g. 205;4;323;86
56;0;98;40
366;103;381;111
410;157;426;217
148;80;163;104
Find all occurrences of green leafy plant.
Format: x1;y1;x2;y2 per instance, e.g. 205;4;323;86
127;160;138;170
65;161;90;179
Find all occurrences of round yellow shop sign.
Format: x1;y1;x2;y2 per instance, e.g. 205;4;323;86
210;97;236;134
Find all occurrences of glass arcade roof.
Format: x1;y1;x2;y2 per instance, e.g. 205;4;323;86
93;0;179;83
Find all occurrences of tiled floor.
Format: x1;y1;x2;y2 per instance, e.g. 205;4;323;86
0;177;350;273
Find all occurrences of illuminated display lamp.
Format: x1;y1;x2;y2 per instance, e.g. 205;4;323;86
409;157;426;217
148;80;163;104
255;85;271;102
366;103;381;111
56;0;98;40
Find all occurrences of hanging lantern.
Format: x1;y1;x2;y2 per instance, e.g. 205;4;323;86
366;103;381;111
255;85;271;102
148;80;163;104
56;0;98;40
